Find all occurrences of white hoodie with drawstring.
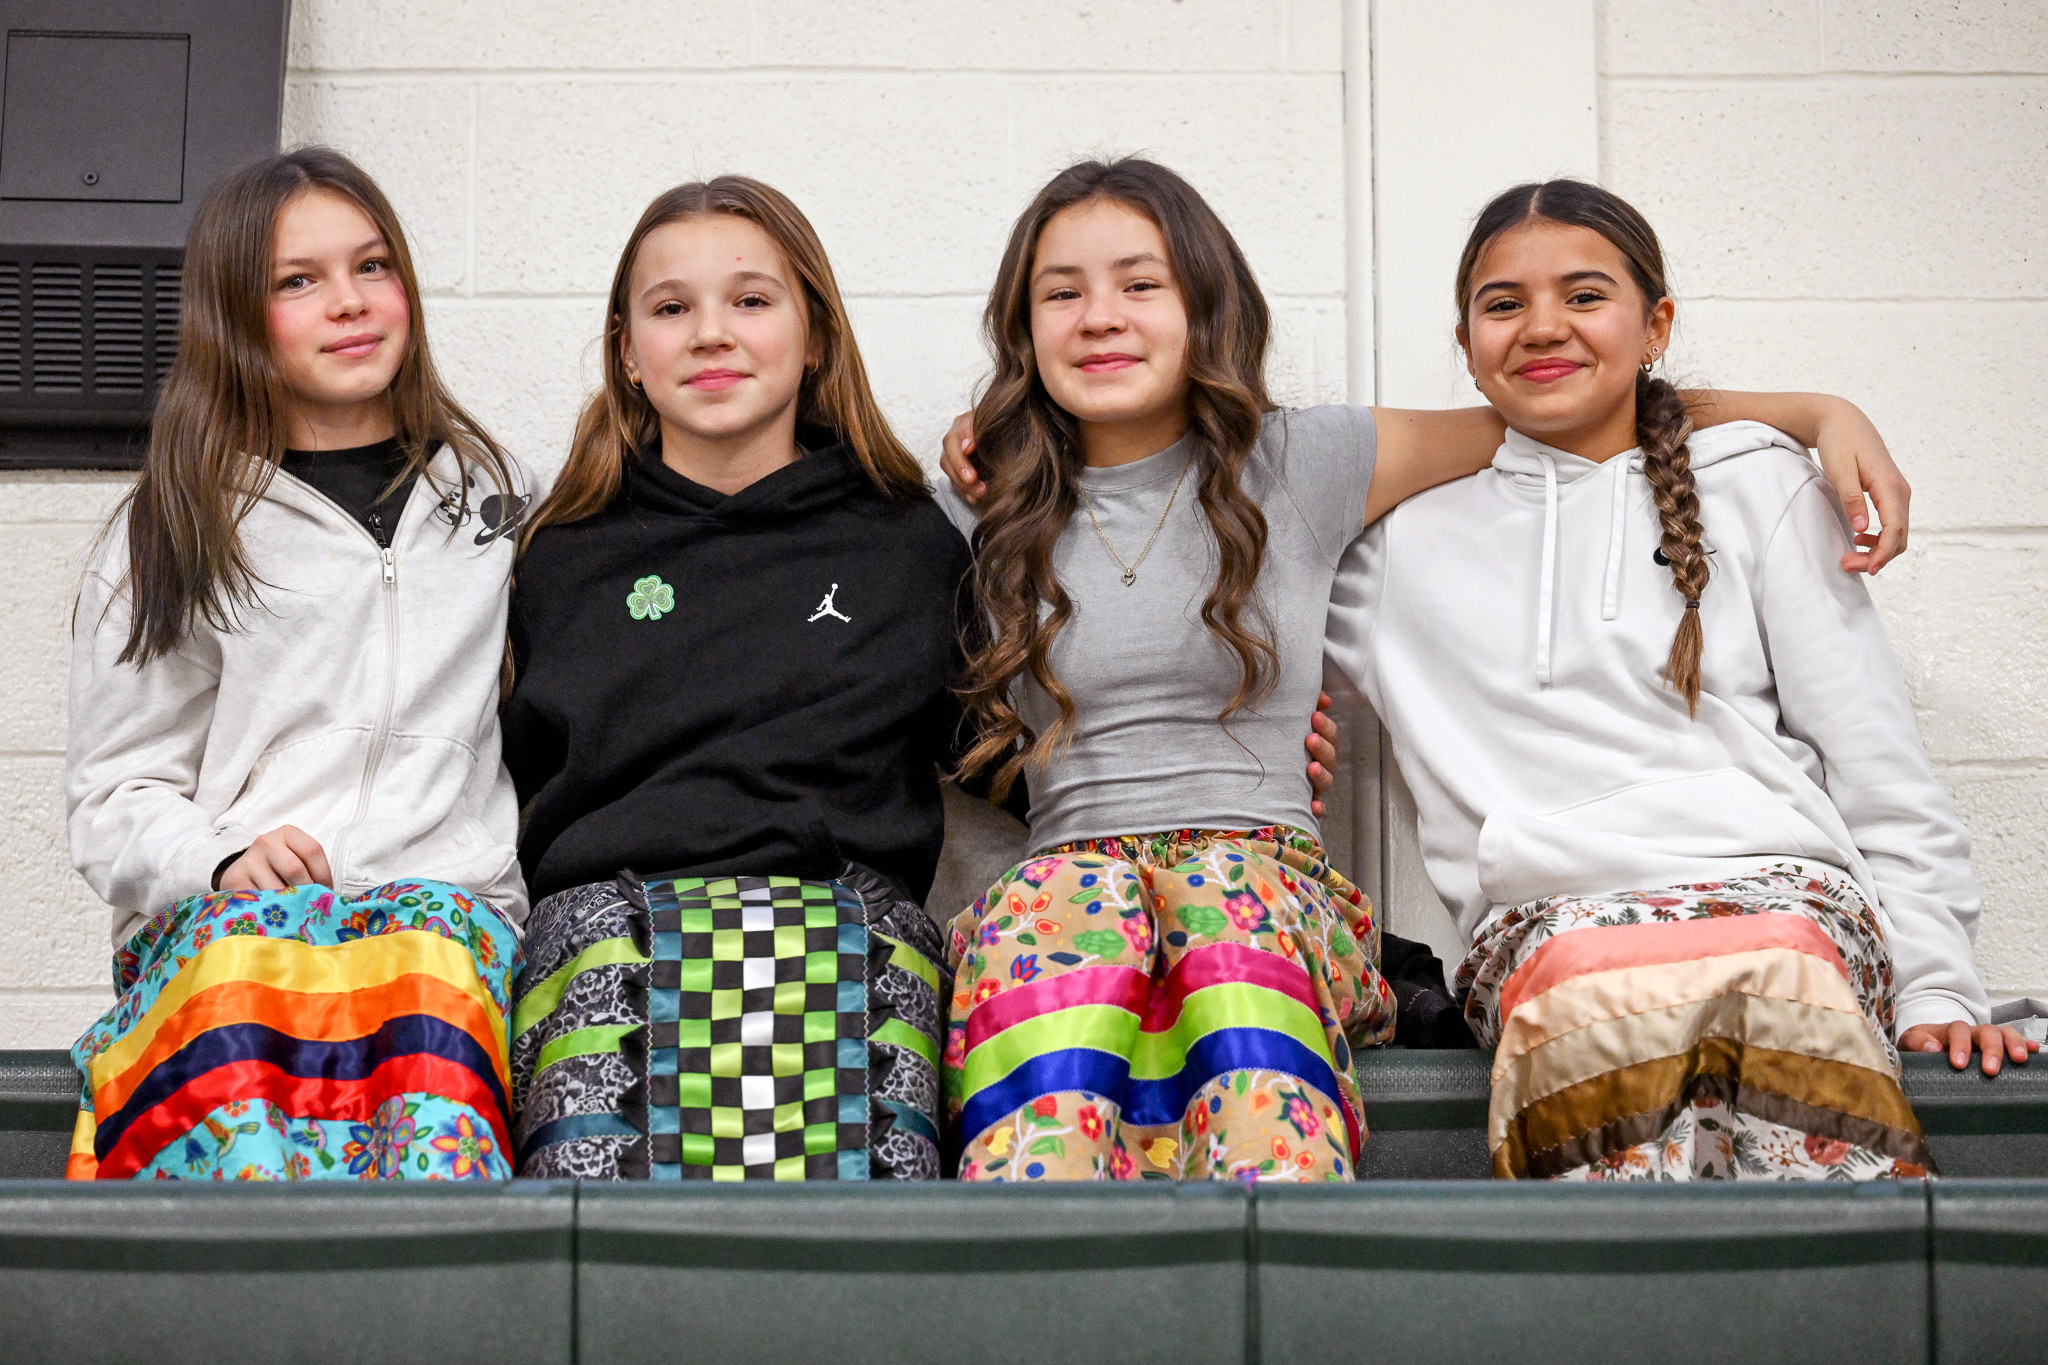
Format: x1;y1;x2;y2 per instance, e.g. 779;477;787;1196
1325;420;1988;1037
68;445;534;945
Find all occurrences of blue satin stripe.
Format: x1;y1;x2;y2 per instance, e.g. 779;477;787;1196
519;1109;639;1162
95;1014;508;1159
955;1026;1340;1141
958;1047;1133;1142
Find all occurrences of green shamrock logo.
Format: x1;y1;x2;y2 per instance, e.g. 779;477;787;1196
627;574;674;622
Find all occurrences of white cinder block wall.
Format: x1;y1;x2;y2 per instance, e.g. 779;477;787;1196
0;1;1350;1046
2;1;2042;1046
1599;0;2048;1001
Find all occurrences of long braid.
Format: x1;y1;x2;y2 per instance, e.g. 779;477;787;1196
1636;369;1709;714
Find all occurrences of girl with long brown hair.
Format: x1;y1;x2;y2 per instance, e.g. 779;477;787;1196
940;157;1920;1184
499;177;966;1182
65;148;531;1181
1325;178;2027;1181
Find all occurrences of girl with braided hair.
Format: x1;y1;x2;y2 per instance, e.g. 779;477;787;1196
1326;178;2027;1180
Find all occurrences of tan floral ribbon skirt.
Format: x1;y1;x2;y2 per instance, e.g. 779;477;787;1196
1456;863;1934;1181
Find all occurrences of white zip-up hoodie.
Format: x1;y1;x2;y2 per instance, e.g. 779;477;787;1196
69;444;534;944
1326;420;1987;1036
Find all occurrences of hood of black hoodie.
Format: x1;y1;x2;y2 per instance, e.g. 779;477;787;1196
622;431;872;524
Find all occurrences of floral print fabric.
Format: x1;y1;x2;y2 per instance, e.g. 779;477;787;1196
946;827;1394;1183
69;880;518;1181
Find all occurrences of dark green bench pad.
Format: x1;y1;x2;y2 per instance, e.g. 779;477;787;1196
0;1182;574;1364
8;1049;2048;1180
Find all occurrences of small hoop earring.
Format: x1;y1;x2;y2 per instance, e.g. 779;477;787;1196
1640;349;1659;375
629;375;644;389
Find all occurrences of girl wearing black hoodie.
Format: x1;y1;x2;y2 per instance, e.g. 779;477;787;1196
501;178;965;1181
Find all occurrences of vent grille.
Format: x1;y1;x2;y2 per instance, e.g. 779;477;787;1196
0;247;183;425
153;266;180;385
30;262;81;392
0;264;17;391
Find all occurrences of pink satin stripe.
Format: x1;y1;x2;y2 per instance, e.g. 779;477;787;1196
1139;941;1322;1035
964;964;1151;1052
1499;913;1849;1025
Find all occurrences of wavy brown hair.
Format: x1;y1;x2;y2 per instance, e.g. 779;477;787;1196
526;176;925;541
115;146;512;664
1454;179;1709;715
956;158;1278;800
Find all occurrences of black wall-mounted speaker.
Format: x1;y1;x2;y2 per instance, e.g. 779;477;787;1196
0;0;289;468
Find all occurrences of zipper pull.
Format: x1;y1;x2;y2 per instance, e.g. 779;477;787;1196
381;546;396;584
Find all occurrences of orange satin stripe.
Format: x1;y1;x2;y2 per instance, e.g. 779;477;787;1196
92;971;506;1120
95;933;500;1084
1498;912;1848;1024
66;1106;99;1179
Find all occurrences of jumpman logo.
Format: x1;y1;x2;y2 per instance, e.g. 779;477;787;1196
808;583;851;624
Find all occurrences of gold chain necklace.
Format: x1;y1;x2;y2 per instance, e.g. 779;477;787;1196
1077;460;1190;587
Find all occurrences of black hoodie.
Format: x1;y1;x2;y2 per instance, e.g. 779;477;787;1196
504;439;971;903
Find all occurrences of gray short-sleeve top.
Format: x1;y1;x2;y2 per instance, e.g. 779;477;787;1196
942;404;1377;853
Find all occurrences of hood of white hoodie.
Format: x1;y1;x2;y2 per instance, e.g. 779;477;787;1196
1489;421;1810;685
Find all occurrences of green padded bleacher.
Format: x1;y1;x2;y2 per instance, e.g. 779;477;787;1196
1348;1049;2048;1179
0;1182;575;1364
10;1049;2048;1182
0;1052;73;1180
1256;1180;1930;1364
1931;1179;2048;1364
577;1183;1251;1364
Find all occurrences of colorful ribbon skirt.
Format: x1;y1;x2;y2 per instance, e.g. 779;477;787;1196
68;880;518;1181
1456;863;1933;1180
946;827;1395;1182
511;866;950;1180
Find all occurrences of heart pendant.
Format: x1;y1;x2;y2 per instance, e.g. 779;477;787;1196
1121;568;1137;587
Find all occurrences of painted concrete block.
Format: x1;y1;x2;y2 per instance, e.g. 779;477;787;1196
428;299;607;484
1006;76;1346;298
0;524;106;753
470;78;1012;299
1826;2;2048;72
283;79;476;296
1867;538;2048;764
0;757;116;991
757;0;1289;71
1600;0;1822;75
0;991;111;1050
1673;300;2048;533
1603;80;2048;298
1267;299;1350;409
1286;0;1345;73
290;0;752;71
1943;767;2048;1000
0;474;132;528
841;294;991;474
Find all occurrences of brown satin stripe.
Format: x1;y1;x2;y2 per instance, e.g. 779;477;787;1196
1516;1072;1933;1179
1494;947;1864;1076
1491;991;1894;1137
1494;1040;1927;1176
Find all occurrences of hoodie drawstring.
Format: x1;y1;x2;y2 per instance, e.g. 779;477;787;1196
1535;454;1558;685
1601;458;1630;622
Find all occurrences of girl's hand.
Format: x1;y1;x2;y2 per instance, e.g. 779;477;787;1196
941;411;985;504
1810;396;1910;575
1307;691;1340;817
1684;391;1910;574
1900;1020;2039;1076
216;825;333;892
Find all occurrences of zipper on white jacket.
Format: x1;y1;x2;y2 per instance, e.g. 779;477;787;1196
276;472;409;891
